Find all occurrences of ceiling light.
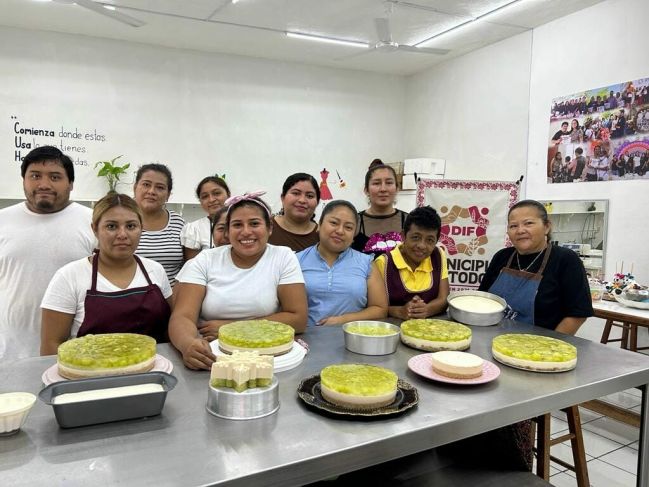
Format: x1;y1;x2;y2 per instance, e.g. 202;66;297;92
104;5;116;10
231;0;240;4
286;32;369;48
415;0;526;47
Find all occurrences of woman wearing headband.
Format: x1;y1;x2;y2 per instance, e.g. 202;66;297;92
169;192;307;370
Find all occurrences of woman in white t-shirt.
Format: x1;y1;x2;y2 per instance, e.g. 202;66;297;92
40;193;173;355
181;175;230;260
169;192;308;370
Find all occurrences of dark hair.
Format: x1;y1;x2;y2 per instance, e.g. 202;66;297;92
226;197;272;228
364;159;398;191
561;121;569;127
403;206;441;235
508;199;552;242
93;192;142;228
281;173;320;202
135;163;173;193
319;199;359;230
196;176;230;199
21;146;74;182
575;147;584;155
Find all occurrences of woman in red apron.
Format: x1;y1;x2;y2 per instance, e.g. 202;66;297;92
40;193;172;355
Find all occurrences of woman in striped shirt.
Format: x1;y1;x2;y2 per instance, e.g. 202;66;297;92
133;163;185;289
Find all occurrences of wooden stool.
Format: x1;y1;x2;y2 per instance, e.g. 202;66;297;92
600;318;649;352
533;406;589;487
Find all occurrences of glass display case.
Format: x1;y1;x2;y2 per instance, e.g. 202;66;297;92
540;199;608;278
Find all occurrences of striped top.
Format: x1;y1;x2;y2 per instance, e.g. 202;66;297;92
136;210;185;285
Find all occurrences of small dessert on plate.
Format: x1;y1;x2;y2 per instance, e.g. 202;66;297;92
492;334;577;372
320;364;398;410
430;351;484;379
57;333;157;379
218;320;294;356
400;319;472;351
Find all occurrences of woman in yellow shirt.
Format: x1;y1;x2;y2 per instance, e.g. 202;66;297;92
374;206;449;319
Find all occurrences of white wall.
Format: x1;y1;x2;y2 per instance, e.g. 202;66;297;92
526;0;649;283
0;26;406;214
401;31;533;211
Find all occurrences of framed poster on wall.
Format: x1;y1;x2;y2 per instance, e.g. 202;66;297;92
417;179;519;291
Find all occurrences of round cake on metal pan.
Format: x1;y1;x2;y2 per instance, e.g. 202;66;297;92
492;334;577;372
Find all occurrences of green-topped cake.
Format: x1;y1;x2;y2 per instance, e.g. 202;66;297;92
57;333;157;379
492;334;577;372
320;364;398;409
345;323;398;336
400;319;472;351
218;320;294;356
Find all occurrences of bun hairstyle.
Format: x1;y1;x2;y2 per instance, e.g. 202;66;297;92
92;192;143;228
403;206;441;235
196;175;230;199
508;199;553;242
135;163;173;193
364;159;399;191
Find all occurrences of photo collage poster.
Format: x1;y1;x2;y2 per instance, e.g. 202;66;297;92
547;76;649;183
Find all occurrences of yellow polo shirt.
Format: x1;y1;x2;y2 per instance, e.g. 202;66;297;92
375;244;449;292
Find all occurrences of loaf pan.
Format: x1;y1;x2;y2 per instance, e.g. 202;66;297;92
38;372;177;428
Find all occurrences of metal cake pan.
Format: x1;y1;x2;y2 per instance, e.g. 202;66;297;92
38;371;177;428
447;290;506;326
342;321;401;355
206;376;279;420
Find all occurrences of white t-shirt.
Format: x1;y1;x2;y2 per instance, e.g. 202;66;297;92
41;256;172;338
0;202;95;361
177;244;304;321
180;216;211;250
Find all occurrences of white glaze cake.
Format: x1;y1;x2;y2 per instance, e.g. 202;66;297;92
430;351;484;379
57;334;157;379
218;320;294;356
449;295;505;313
400;319;472;351
491;334;577;372
210;350;274;392
320;364;398;410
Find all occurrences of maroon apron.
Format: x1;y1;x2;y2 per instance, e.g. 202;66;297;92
384;246;441;306
76;252;171;342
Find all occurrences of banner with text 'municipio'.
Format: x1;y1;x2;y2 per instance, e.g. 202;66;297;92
416;179;520;291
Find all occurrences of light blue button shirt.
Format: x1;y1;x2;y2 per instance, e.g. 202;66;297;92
297;245;373;326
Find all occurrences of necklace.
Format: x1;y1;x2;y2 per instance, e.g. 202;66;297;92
516;248;545;272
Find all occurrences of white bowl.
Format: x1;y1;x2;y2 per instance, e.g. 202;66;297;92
0;392;37;436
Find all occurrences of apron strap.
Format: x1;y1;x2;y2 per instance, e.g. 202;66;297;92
133;255;154;286
536;244;552;275
90;251;100;292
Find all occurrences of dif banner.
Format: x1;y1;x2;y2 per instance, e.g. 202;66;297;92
416;179;519;291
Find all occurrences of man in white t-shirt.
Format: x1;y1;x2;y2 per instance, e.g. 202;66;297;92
0;146;95;361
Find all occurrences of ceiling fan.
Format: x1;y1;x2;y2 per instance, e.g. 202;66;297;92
53;0;146;28
340;17;449;60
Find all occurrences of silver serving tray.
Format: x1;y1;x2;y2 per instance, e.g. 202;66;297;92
447;290;506;326
342;321;400;356
38;372;177;428
206;376;279;420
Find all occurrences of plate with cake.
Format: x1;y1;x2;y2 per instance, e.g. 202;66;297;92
400;319;472;352
210;319;306;372
43;333;173;385
408;351;500;385
297;364;418;418
491;334;577;373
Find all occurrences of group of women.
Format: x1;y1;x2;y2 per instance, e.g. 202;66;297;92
38;160;593;377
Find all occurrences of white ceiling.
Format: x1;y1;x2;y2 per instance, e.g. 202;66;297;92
1;0;604;75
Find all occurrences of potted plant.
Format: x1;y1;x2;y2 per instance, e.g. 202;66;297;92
94;155;131;193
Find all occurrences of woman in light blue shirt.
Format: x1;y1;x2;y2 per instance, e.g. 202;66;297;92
297;200;388;326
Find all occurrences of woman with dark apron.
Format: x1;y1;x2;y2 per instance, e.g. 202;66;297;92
445;199;593;471
41;193;172;355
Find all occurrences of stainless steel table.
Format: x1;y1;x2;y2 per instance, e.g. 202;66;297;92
2;323;649;486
